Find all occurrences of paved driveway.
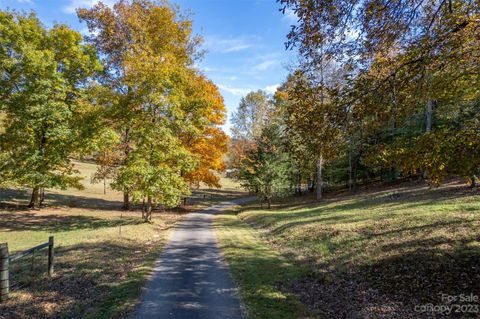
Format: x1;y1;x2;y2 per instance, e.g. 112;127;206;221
134;197;253;319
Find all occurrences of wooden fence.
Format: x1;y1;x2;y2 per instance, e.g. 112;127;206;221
0;236;54;302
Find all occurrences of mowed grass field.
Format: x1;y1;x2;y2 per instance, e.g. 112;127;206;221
0;160;244;210
218;180;480;318
0;161;244;318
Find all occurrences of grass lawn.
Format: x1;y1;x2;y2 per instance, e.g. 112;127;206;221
0;160;245;318
234;180;480;318
0;160;245;211
214;208;315;319
0;208;183;318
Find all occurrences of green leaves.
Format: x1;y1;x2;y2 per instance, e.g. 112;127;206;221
0;10;101;205
239;124;292;203
79;1;226;211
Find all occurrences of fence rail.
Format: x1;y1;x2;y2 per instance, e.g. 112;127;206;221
0;236;54;302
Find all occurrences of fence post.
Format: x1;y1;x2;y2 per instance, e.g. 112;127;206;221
0;243;9;302
48;237;54;277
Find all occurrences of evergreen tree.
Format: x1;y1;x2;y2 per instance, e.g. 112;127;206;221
239;124;291;208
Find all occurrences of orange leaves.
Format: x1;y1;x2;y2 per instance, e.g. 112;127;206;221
180;74;228;188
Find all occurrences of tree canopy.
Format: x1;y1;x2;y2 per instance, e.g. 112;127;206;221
0;1;229;215
0;10;101;207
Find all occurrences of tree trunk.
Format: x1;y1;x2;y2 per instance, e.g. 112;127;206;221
122;191;130;210
352;155;358;193
146;195;152;221
348;148;353;191
28;187;40;208
122;126;131;210
425;99;434;133
316;155;323;201
39;187;46;206
267;197;271;209
469;176;478;188
103;178;106;195
422;99;435;180
142;196;153;221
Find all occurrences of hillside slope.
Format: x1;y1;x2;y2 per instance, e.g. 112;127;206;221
238;180;480;318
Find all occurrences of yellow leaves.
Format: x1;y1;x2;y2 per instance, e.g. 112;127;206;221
180;73;228;188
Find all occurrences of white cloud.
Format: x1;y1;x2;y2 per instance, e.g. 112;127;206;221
253;59;279;71
264;84;280;94
204;35;256;54
217;84;251;97
17;0;33;3
63;0;115;14
218;83;280;97
282;8;298;24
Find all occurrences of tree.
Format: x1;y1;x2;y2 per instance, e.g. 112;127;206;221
79;1;226;217
79;0;201;210
0;10;101;208
280;71;344;200
230;90;273;175
239;124;291;208
231;90;272;141
180;74;228;189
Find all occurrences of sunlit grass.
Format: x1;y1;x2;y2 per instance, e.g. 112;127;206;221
0;207;183;318
237;181;480;313
214;208;315;319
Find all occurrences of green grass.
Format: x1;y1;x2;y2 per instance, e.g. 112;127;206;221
214;208;315;319
235;180;480;316
0;160;244;210
0;208;182;318
0;160;245;318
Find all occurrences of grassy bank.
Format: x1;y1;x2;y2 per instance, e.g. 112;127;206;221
236;180;480;318
214;208;314;319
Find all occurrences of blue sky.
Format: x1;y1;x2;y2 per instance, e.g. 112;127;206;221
0;0;297;133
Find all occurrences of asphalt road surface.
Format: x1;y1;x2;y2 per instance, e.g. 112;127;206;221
134;197;254;319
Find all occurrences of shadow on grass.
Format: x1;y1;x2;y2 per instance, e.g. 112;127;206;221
237;182;480;318
0;188;122;210
360;237;480;304
0;211;144;232
215;209;314;319
0;239;162;319
1;187;249;212
289;239;480;318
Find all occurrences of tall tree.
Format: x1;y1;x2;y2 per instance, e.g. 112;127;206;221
0;10;101;208
280;71;344;200
231;90;272;141
80;0;227;216
239;124;291;208
79;0;199;214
